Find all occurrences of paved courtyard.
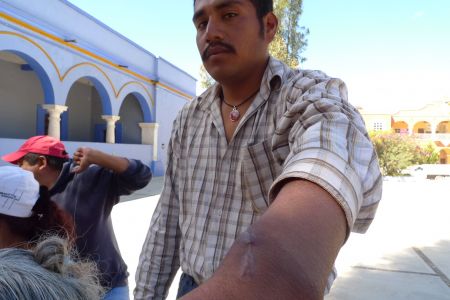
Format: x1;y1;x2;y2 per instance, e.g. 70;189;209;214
113;177;450;299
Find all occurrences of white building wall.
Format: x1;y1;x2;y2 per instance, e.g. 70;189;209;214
155;87;190;166
158;58;197;96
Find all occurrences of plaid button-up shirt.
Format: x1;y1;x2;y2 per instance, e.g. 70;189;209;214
135;57;382;299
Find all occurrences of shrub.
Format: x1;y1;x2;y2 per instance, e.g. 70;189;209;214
369;131;439;176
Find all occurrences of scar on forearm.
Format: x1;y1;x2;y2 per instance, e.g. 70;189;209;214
240;229;256;278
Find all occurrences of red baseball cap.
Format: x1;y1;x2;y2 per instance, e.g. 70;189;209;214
2;135;69;164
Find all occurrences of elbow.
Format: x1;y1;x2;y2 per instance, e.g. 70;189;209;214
233;230;325;300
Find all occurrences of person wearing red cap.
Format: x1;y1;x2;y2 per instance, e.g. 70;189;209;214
2;135;152;300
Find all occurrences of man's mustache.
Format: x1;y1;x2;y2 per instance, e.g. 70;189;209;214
202;41;236;61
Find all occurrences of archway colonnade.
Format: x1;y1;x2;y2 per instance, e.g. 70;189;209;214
0;30;157;147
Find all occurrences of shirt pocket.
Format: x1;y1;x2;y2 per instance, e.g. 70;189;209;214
241;139;282;214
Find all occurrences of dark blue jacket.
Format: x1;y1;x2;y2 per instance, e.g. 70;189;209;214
50;159;152;289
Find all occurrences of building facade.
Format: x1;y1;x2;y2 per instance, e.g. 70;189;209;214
360;100;450;164
0;0;196;175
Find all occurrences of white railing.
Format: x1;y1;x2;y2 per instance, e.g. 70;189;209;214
410;133;450;146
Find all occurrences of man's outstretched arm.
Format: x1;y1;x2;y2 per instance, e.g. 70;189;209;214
182;179;346;300
72;147;129;173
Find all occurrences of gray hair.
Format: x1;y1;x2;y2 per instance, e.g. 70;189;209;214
0;236;104;300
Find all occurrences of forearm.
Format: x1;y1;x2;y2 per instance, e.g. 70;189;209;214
182;180;346;300
85;149;129;173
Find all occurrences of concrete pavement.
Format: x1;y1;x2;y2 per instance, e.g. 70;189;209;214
113;177;450;299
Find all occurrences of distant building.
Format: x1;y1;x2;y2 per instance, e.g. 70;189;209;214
359;100;450;164
0;0;196;175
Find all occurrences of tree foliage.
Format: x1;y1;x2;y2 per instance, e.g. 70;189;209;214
269;0;309;68
199;64;215;89
199;0;309;88
370;131;439;176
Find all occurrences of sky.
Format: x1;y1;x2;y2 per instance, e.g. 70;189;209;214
67;0;450;113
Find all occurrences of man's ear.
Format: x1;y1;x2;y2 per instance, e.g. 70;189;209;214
264;12;278;43
37;156;47;170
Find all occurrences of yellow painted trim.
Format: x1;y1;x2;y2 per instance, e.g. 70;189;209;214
0;11;192;100
0;31;62;78
117;81;155;107
62;62;117;93
1;31;157;108
1;31;154;106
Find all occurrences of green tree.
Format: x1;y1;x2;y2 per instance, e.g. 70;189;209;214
370;131;439;176
412;142;440;165
269;0;309;68
199;0;309;87
199;64;215;89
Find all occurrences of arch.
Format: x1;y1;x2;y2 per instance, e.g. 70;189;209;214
412;121;432;134
117;82;154;122
436;121;450;134
439;148;450;164
61;64;113;115
118;94;145;144
392;121;409;134
65;77;106;142
0;51;48;138
0;32;57;104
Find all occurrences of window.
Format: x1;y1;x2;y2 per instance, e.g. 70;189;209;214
373;122;383;131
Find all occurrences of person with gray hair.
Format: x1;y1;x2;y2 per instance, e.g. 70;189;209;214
0;235;105;300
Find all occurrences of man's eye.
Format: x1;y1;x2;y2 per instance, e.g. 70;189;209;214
197;21;207;30
224;12;237;19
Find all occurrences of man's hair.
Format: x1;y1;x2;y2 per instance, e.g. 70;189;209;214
0;236;105;300
22;152;68;171
194;0;273;33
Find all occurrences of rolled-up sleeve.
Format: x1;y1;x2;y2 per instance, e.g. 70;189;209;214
269;71;382;235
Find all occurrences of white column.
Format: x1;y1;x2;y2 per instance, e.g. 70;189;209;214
41;104;68;139
139;122;159;161
101;115;120;144
406;120;413;135
431;121;438;141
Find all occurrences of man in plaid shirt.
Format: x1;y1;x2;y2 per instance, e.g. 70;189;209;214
135;0;382;299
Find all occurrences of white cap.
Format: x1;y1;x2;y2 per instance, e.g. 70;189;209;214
0;166;40;218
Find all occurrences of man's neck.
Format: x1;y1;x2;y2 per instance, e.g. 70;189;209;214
40;169;62;190
220;58;269;105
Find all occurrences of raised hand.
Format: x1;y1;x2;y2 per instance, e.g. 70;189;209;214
72;147;94;173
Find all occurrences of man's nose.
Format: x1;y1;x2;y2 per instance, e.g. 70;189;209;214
205;17;224;42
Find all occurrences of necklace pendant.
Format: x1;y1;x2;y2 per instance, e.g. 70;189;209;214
229;107;240;122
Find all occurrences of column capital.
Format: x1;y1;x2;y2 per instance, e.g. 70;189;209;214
41;104;67;139
41;104;68;114
139;122;159;129
101;115;121;123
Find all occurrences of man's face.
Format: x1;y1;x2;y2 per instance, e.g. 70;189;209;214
193;0;271;84
18;159;41;184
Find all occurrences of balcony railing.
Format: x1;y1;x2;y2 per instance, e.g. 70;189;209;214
412;133;450;146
